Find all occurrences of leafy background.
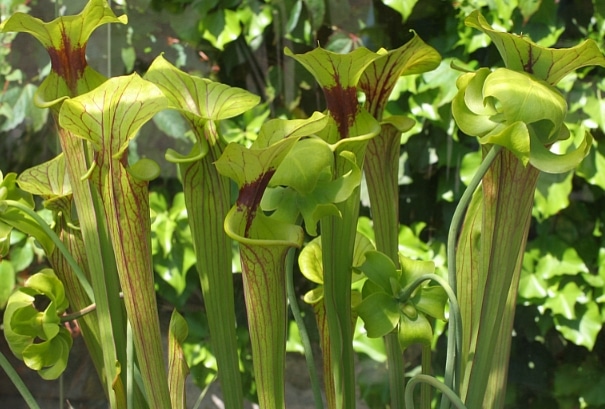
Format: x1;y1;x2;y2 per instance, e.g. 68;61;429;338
1;0;605;407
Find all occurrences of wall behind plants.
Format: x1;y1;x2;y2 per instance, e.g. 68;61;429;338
1;0;605;408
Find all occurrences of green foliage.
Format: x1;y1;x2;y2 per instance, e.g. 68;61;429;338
357;250;447;348
2;1;605;409
3;269;72;380
150;191;196;297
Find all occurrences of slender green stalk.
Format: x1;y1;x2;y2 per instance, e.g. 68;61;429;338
0;350;41;409
443;144;501;404
1;200;93;301
447;145;502;292
383;335;405;408
61;303;97;321
285;248;324;409
397;272;463;407
60;292;124;322
405;375;467;409
420;344;432;409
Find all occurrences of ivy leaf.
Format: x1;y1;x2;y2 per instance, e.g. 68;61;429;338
518;271;549;300
532;171;573;221
0;84;48;132
533;238;589;279
519;0;543;23
554;301;602;350
203;9;242;51
302;0;325;31
576;139;605;190
381;0;419;23
544;281;584;320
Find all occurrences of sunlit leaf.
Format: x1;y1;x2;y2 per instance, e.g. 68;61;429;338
359;31;440;119
380;0;418;22
518;272;549;300
146;55;260;123
554;301;602;350
544;281;584;320
532;171;573;220
465;10;605;85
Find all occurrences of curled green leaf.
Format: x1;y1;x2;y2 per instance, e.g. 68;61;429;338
3;269;72;380
452;67;590;172
357;251;446;348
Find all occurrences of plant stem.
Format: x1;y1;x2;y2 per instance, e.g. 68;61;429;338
421;344;432;409
60;303;97;321
0;350;41;409
384;334;405;408
447;145;502;298
286;248;324;409
405;375;467;409
60;292;124;322
444;144;501;400
398;272;463;406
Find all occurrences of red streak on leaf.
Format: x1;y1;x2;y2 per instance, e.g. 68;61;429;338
237;170;276;236
323;85;358;139
47;27;87;93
